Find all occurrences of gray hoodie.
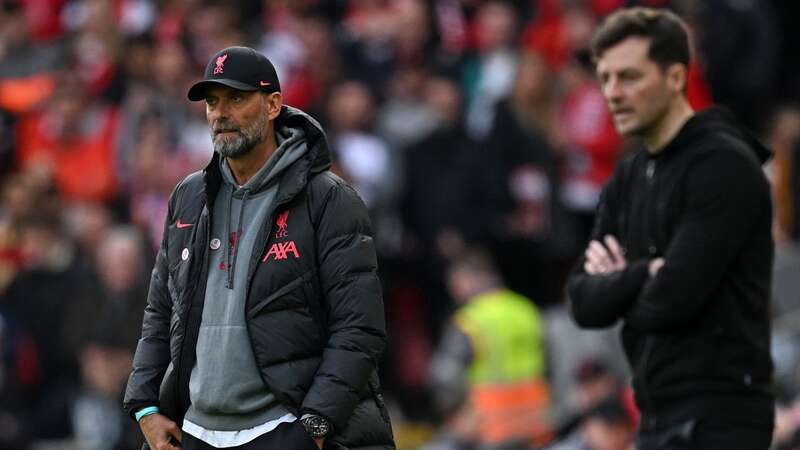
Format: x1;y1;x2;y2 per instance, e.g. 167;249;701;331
184;124;308;432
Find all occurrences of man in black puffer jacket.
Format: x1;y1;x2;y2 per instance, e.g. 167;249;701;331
123;47;394;450
567;8;774;450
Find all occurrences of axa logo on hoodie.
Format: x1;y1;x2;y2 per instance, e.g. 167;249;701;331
263;241;300;262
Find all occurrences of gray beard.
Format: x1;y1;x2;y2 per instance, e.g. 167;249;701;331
214;132;257;158
212;116;268;158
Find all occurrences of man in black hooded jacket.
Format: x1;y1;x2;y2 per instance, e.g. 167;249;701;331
567;8;774;450
122;47;394;450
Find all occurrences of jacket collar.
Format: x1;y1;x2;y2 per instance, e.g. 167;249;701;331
655;106;772;164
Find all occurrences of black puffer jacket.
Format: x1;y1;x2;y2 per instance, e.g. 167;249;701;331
567;107;774;429
123;106;394;450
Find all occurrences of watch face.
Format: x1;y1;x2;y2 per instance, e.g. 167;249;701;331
302;416;331;438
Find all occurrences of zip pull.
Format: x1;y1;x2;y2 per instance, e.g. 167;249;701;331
646;160;655;180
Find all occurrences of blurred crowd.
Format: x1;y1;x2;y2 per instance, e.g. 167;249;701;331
0;0;800;449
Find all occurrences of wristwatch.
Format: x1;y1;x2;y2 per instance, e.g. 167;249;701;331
301;414;332;438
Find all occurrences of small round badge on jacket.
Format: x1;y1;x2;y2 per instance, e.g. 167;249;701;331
210;238;221;250
181;248;190;261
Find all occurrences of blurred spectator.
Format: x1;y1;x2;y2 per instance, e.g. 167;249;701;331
691;0;779;131
63;0;125;101
332;0;437;108
543;305;629;425
68;331;140;450
0;169;60;293
257;13;340;114
63;201;113;257
23;328;141;450
574;361;620;411
522;0;596;72
65;225;148;354
0;309;37;450
463;1;520;139
479;50;567;305
769;105;800;245
127;113;180;249
773;399;800;450
550;359;638;444
558;48;623;241
765;106;800;407
327;79;403;261
0;1;62;112
548;395;637;450
117;40;205;191
400;76;475;332
376;66;439;153
15;74;121;204
427;248;551;450
1;206;99;441
327;80;395;209
183;1;245;68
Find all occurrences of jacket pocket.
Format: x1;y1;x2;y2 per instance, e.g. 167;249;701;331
647;332;714;389
369;374;392;426
248;272;311;318
158;361;179;420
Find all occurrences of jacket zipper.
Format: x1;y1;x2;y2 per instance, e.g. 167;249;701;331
645;159;658;257
175;207;211;416
639;159;657;418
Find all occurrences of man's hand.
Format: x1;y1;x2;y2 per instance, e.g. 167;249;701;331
139;413;182;450
584;235;627;275
313;437;325;449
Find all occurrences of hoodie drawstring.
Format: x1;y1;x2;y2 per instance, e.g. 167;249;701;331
225;188;249;289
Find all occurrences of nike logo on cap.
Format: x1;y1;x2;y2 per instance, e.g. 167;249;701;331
176;220;193;229
259;81;271;87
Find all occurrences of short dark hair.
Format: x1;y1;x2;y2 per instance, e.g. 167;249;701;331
591;7;691;69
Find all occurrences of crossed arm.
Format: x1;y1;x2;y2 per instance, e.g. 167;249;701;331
568;150;767;332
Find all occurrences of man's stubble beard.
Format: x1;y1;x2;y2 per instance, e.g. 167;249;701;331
213;113;268;159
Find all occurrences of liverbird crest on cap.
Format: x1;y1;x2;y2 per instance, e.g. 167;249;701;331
213;54;228;75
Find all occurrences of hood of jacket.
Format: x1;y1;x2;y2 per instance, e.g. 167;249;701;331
659;106;772;164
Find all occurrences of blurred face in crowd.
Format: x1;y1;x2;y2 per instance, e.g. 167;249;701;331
154;42;189;90
475;1;516;51
96;230;142;294
205;86;278;158
447;268;478;304
513;52;550;104
595;36;687;138
425;78;462;127
328;82;374;131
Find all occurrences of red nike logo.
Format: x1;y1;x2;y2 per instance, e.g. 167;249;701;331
176;220;193;229
259;81;271;87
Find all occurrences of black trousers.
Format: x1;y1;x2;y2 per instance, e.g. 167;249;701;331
636;418;773;450
182;421;319;450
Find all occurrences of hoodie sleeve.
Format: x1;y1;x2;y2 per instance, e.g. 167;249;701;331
300;179;387;432
624;147;770;332
566;161;651;328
